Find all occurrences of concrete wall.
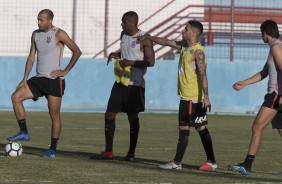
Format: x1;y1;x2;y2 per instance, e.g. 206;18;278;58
0;56;267;114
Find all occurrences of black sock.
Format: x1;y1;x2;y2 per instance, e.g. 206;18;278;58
105;118;116;152
174;130;190;164
243;155;255;171
50;138;59;150
128;118;140;153
198;128;216;163
18;119;28;133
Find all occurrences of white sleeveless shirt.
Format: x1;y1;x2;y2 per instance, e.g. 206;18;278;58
35;26;64;79
267;40;282;95
120;30;146;87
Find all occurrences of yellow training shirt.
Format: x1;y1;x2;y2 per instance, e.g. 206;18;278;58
114;58;131;86
178;43;206;101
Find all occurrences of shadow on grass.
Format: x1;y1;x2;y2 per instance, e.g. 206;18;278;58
1;143;281;183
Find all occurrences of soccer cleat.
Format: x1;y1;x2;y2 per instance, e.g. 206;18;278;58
97;151;113;160
228;165;251;175
8;131;30;141
123;152;135;162
198;162;218;171
43;149;56;158
158;160;182;170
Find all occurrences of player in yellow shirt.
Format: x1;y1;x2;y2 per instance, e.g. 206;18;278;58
137;20;217;171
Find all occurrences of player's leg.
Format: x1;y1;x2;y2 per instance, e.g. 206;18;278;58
196;125;217;171
249;107;276;155
278;129;282;137
123;85;145;161
229;106;277;175
272;110;282;137
158;124;188;170
159;100;191;170
124;113;139;162
98;111;117;160
43;95;62;157
8;81;34;141
92;83;122;160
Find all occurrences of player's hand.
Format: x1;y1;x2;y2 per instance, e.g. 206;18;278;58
107;52;119;65
17;79;28;89
232;81;245;91
50;70;65;79
119;59;132;68
203;98;211;112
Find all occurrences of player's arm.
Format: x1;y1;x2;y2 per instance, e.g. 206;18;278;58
23;31;37;79
107;31;125;64
107;51;121;65
17;32;36;88
52;29;82;78
232;63;268;91
194;50;211;111
137;34;182;50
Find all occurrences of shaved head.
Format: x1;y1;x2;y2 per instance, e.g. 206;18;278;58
122;11;138;26
39;9;54;20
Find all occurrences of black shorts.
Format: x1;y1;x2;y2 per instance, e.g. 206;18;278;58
262;92;282;129
106;82;145;114
27;76;65;101
178;100;208;127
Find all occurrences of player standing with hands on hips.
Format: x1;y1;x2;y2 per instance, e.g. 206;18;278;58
7;9;82;157
90;11;155;161
137;20;217;170
229;19;282;175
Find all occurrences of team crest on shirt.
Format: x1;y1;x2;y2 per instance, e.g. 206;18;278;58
46;36;52;43
131;40;137;48
190;49;194;54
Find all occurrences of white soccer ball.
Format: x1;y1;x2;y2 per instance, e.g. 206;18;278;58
5;142;23;156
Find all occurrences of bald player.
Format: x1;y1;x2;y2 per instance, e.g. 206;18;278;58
8;9;81;157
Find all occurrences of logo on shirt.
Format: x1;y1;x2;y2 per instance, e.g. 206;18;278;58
131;40;137;48
46;36;52;43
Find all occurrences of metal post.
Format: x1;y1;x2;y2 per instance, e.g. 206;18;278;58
104;0;109;57
207;6;213;46
230;0;234;61
72;0;77;41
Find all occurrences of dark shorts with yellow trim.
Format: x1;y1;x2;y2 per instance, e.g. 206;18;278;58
262;92;282;129
179;100;208;127
27;76;65;101
106;82;145;114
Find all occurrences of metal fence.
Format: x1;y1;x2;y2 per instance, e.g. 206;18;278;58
1;0;282;60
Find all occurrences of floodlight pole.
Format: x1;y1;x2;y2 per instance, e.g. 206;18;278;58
72;0;77;41
230;0;234;62
104;0;109;57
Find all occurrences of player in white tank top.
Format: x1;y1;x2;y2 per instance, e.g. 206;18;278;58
8;9;81;158
92;11;155;161
230;19;282;175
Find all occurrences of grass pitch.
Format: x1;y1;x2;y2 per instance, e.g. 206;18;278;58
0;111;282;184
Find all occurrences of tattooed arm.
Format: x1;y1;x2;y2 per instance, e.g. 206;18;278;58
195;50;211;111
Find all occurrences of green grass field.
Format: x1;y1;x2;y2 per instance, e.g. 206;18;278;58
0;111;282;184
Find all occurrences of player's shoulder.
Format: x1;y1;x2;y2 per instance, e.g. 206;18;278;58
55;28;69;39
194;49;204;55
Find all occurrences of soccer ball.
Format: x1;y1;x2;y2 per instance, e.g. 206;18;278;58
5;142;23;156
